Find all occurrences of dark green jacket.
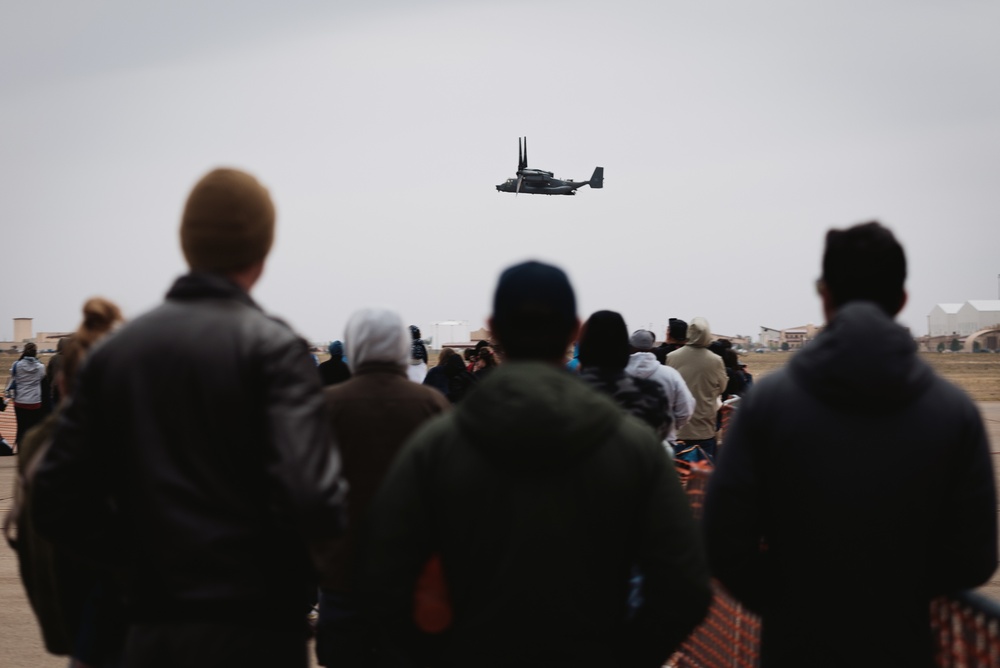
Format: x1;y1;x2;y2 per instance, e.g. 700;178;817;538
361;361;710;668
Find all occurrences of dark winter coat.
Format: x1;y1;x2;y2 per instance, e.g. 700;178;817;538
704;301;998;667
361;361;710;668
442;354;477;404
322;362;450;592
318;357;352;386
32;272;348;629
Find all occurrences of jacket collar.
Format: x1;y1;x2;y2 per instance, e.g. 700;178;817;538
166;272;259;310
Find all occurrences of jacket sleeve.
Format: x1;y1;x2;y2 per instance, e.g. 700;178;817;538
667;371;695;433
32;357;124;565
702;389;768;610
929;398;998;592
714;358;728;396
260;331;348;546
622;440;712;666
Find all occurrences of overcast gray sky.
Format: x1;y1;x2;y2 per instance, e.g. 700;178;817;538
2;0;998;344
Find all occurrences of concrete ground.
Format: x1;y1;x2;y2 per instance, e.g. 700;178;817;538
2;404;1000;666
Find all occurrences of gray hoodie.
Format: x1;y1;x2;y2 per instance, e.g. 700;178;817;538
7;356;46;405
626;352;695;444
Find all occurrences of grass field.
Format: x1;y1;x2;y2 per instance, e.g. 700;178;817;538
739;351;1000;402
3;349;999;402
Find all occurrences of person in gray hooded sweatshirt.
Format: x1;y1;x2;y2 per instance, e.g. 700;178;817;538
704;221;997;667
626;330;694;449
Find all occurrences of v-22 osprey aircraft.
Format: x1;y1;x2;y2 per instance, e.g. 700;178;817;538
496;137;603;196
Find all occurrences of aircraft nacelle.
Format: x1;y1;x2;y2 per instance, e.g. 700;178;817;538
496;138;603;196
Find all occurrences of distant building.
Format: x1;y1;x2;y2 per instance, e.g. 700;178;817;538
927;303;963;337
713;334;753;351
13;318;32;343
36;332;73;351
760;324;822;350
431;320;470;350
469;327;491;343
957;301;1000;335
928;301;1000;337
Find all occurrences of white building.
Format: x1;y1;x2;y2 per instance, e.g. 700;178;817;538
431;320;470;348
13;318;32;343
957;300;1000;335
927;303;962;337
929;301;1000;337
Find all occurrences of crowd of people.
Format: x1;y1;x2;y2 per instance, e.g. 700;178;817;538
2;168;996;668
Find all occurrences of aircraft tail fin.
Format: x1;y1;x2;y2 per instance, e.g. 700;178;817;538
589;166;604;189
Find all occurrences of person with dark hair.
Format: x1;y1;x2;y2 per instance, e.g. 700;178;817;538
709;340;746;401
578;312;671;440
472;346;499;380
443;353;477;404
462;347;477;373
33;168;348;668
44;336;71;409
653;318;687;364
318;340;352;386
361;260;710;668
407;325;429;383
821;220;907;315
316;308;449;668
5;341;47;447
422;347;457;396
704;221;997;666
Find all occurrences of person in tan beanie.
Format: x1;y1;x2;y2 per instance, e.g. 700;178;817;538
34;168;348;668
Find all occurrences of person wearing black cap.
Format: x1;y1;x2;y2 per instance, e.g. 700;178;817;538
577;312;671;439
705;221;997;666
652;317;687;365
33;168;348;668
361;260;710;668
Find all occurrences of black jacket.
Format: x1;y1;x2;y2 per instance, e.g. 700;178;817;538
318;357;352;386
361;361;710;668
33;272;347;628
704;302;997;666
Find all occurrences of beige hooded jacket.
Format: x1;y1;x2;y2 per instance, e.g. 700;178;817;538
666;317;728;440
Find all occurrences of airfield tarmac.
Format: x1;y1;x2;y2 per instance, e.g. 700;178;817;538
2;403;1000;667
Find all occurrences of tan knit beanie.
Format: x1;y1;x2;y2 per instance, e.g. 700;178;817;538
180;168;275;272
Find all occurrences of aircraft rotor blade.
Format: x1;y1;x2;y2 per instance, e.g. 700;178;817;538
518;138;523;172
516;175;523;195
523;137;528;169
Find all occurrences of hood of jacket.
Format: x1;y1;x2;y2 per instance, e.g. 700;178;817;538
625;351;661;379
788;301;933;413
455;361;624;475
14;356;45;372
344;308;409;369
686;317;712;348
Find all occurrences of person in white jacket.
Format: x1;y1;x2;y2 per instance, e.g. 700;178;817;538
626;330;694;448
